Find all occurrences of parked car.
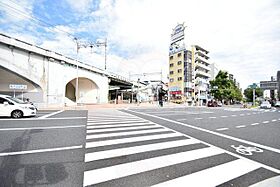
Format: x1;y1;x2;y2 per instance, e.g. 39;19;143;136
275;101;280;107
260;101;271;109
0;94;36;118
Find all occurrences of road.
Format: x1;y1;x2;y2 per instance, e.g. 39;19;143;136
0;110;87;187
1;107;280;186
84;106;280;187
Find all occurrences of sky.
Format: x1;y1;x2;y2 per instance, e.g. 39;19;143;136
0;0;280;90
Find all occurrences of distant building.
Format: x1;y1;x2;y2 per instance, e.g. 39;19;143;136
210;63;219;80
260;72;279;101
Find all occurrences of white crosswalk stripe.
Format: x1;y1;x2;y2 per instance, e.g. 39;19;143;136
84;110;277;187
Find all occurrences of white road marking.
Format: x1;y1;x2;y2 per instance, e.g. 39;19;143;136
86;128;171;139
83;147;223;186
38;110;64;119
209;117;217;119
195;118;203;120
240;114;245;116
152;159;260;187
0;145;83;157
236;125;246;128
87;118;142;122
127;109;280;173
0;116;86;121
86;122;154;129
272;119;277;122
250;123;259;126
221;116;228;118
231;115;237;117
87;125;160;133
177;118;187;121
0;125;85;131
86;133;183;148
262;121;269;124
85;139;201;162
87;121;150;126
216;128;229;131
87;120;148;125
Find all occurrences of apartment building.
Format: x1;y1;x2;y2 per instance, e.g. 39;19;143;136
191;45;211;105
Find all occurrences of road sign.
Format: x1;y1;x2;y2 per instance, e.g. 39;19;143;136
9;84;27;90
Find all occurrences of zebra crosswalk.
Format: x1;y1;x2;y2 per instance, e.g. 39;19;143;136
84;110;278;187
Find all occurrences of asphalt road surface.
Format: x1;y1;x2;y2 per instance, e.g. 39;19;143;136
84;106;280;187
1;107;280;187
0;110;87;187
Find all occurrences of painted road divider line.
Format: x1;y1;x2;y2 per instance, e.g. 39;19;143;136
195;118;203;120
221;116;228;118
216;128;229;131
236;125;246;128
83;147;223;186
0;125;85;131
152;159;260;187
272;119;277;122
250;123;259;126
38;110;64;119
0;145;83;157
262;121;269;124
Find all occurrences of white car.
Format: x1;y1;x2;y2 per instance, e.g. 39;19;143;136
0;94;36;118
260;101;271;109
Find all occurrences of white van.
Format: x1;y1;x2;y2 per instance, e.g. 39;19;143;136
0;94;36;118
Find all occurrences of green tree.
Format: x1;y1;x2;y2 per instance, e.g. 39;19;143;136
243;86;263;102
210;71;242;103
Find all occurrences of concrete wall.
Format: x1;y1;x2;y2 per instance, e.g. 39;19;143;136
0;34;109;107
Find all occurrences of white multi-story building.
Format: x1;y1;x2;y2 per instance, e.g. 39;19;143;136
192;45;211;105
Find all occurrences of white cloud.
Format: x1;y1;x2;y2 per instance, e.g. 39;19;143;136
0;0;35;23
64;0;94;13
86;0;280;89
2;0;279;90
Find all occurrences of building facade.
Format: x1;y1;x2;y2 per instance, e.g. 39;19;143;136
191;45;211;105
168;24;211;105
168;23;195;103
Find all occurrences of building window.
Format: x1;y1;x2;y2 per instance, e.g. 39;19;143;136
177;69;182;73
177;61;182;65
170;63;174;67
169;56;173;60
170;78;174;82
178;53;182;57
170;71;174;75
178;77;182;81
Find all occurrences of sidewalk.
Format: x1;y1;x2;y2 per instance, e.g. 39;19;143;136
38;102;181;111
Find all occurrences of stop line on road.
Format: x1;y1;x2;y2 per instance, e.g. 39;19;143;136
83;110;278;187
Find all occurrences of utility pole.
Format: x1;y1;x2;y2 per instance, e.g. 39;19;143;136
96;38;107;70
73;37;108;105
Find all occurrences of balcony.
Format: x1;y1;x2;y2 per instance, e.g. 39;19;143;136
195;51;210;60
195;57;210;66
195;70;211;79
195;62;211;71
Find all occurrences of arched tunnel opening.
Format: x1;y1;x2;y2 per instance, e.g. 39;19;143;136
65;77;99;104
0;65;43;103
